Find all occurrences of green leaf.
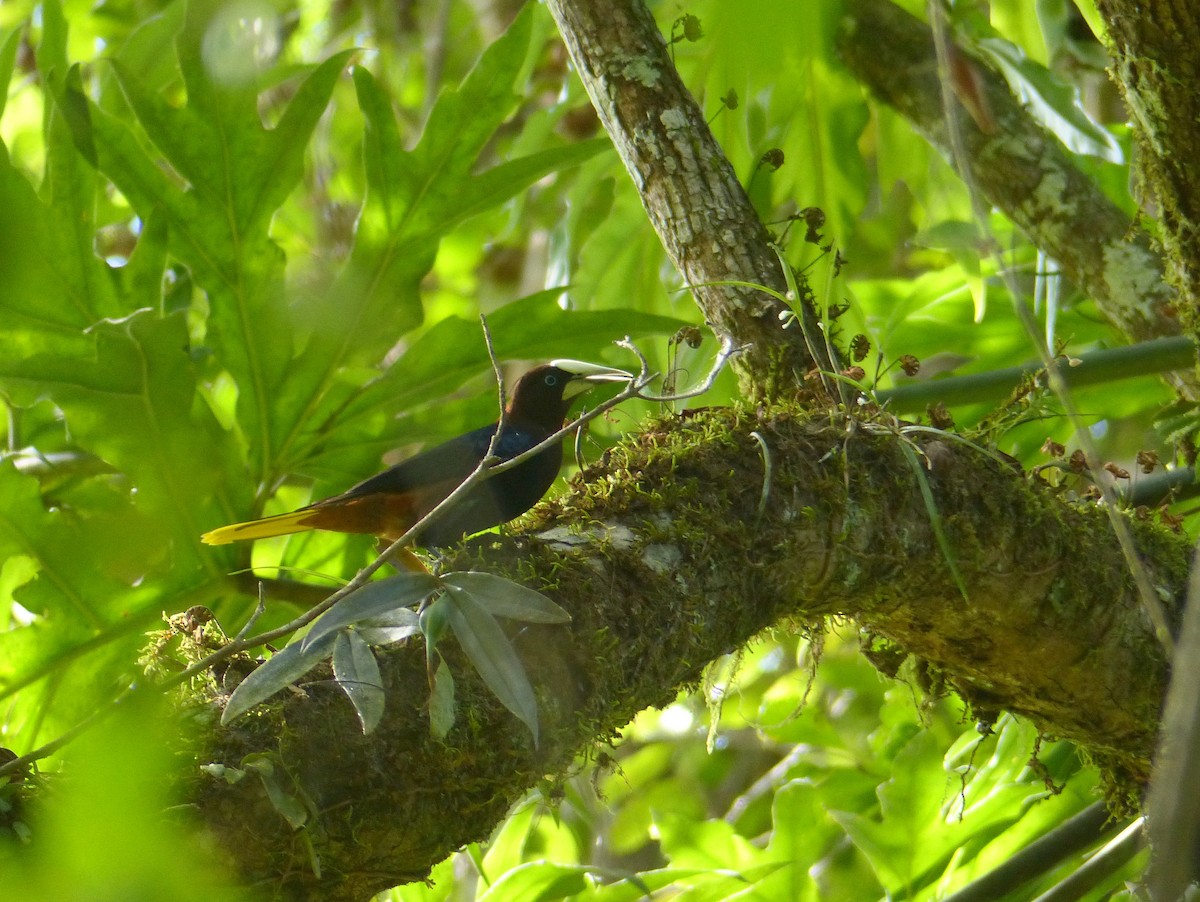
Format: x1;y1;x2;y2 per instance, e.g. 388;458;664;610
428;656;456;740
43;64;120;320
442;572;570;624
93;34;350;481
446;138;611;234
826;728;1036;893
315;6;592;356
0;310;232;564
0;464;107;628
652;810;765;872
578;869;724;901
120;5;352;239
477;862;590;902
221;633;338;724
976;37;1123;162
765;780;838;872
301;573;438;651
0;141;117;361
443;586;540;746
331;11;547;360
34;0;68;83
241;754;311;830
124;207;170;312
419;593;453;650
332;631;385;735
335;63;434;336
109;3;186;101
0;28;22;123
480;797;539;879
404;5;533;208
329;291;686;437
64;72;288;481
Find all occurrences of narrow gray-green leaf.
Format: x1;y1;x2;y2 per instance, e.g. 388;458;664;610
442;572;570;624
429;656;456;740
333;631;385;735
222;632;337;724
898;442;969;602
419;592;452;653
242;754;310;829
302;572;438;651
443;586;539;746
357;609;423;647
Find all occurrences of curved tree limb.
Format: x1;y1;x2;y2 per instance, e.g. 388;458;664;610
189;407;1186;898
1096;0;1200;339
837;0;1183;354
177;3;1200;897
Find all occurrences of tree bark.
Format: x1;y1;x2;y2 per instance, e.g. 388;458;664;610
179;2;1200;897
838;0;1182;352
544;0;832;399
1096;0;1200;340
189;408;1187;899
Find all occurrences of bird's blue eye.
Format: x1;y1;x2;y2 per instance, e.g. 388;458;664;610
545;374;558;386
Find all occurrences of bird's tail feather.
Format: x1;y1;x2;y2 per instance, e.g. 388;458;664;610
200;510;316;545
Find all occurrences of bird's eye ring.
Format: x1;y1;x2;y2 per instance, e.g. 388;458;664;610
545;374;559;386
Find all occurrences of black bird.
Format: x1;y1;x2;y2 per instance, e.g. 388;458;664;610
201;361;629;549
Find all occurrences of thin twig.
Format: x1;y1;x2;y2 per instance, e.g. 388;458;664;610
0;337;737;774
480;313;508;448
573;409;588;471
630;335;741;403
235;587;268;643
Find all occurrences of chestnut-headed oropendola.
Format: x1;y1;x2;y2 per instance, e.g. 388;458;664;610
200;361;630;550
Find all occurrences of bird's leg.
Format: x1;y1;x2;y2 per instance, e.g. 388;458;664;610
377;540;430;574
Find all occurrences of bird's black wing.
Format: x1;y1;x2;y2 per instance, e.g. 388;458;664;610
324;423;501;503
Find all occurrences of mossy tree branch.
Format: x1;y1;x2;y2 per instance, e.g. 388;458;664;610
182;3;1200;897
190;408;1187;899
838;0;1182;354
1095;0;1200;340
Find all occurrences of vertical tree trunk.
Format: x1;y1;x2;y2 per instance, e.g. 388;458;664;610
545;0;832;398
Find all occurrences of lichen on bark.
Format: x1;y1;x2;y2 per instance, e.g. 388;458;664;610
182;404;1187;898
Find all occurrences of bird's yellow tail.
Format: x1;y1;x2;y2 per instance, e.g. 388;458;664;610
200;510;317;545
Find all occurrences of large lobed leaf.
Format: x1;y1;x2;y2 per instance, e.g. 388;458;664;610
270;6;611;475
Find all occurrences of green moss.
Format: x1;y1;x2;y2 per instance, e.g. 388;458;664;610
171;402;1187;888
